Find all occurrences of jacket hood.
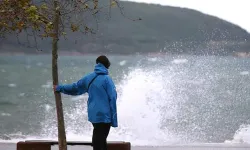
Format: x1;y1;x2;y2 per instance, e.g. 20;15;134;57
94;63;109;75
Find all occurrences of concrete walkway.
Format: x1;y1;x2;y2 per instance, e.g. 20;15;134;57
1;142;250;150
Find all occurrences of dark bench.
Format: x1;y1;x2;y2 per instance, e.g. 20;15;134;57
17;140;131;150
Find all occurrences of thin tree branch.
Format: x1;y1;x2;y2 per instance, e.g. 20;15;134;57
114;0;142;21
32;29;40;51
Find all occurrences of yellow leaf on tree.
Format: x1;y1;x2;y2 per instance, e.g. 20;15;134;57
41;33;48;37
27;5;37;13
93;0;98;9
41;3;48;9
111;1;116;7
46;22;53;29
17;21;25;30
47;33;56;38
71;24;79;32
84;4;89;9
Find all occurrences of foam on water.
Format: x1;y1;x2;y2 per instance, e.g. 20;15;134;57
1;113;11;116
171;59;188;64
36;62;43;66
8;84;17;88
44;104;52;111
70;95;88;101
240;71;249;75
41;81;52;89
119;60;127;66
25;65;31;69
147;57;157;62
19;93;25;97
225;124;250;144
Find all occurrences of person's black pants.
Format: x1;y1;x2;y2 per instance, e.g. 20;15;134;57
92;123;111;150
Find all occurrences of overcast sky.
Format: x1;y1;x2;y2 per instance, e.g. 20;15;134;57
123;0;250;33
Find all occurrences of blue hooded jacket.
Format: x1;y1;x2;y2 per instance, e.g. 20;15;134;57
55;63;118;127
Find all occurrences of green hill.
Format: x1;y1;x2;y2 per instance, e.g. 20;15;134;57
1;1;250;55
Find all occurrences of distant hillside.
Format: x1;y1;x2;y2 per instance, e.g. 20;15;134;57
0;1;250;55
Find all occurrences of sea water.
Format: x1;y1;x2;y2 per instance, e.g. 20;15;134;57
0;54;250;146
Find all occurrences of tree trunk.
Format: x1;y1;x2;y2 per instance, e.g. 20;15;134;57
52;1;67;150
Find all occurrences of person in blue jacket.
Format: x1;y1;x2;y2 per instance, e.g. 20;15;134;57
54;55;117;150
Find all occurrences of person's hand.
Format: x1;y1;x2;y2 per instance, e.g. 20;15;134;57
53;85;58;92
